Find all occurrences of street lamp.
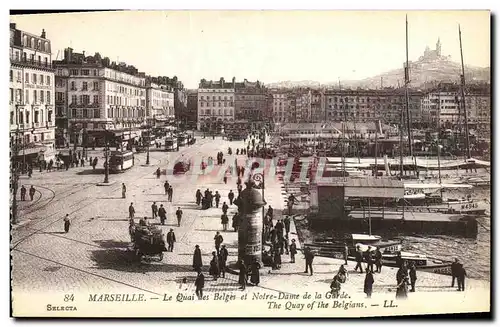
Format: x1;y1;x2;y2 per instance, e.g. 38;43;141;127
146;123;150;165
103;128;110;184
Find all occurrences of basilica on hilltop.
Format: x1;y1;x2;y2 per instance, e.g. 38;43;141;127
418;38;452;62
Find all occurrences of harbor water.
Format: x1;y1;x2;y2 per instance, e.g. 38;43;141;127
296;188;491;281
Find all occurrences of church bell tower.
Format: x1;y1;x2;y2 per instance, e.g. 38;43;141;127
436;38;442;57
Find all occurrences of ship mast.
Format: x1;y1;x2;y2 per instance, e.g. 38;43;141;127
404;15;415;173
459;25;471;159
340;79;347;182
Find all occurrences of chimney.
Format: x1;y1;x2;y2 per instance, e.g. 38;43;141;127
41;29;46;39
10;23;16;30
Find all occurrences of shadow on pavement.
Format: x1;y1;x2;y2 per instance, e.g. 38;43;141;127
195;229;224;232
90;248;200;273
100;218;130;222
77;169;105;175
94;239;131;249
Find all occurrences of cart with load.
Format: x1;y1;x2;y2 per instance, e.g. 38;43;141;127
129;222;167;261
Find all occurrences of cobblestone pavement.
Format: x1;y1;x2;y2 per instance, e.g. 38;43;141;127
11;135;490;315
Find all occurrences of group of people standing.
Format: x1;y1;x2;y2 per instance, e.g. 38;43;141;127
19;185;37;201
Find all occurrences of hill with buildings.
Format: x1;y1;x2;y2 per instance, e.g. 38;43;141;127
269;38;490;90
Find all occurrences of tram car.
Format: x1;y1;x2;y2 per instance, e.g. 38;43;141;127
108;150;134;173
165;136;178;151
177;133;188;147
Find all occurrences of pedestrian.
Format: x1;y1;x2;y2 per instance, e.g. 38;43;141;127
364;269;374;298
330;274;342;297
267;206;274;220
122;183;126;198
451;258;460;288
168;185;173;202
209;191;214;207
237;184;243;194
20;185;26;201
214;191;221;208
156;167;161;178
128;202;135;219
209;251;220;281
374;248;382;273
167;229;176;252
343;243;349;265
354;246;364;273
457;263;467;292
283;236;289;255
270;227;277;247
175;207;183;227
275;219;284;239
228;190;235;205
238;260;247;290
283;215;290;237
223;175;227;184
365;246;374;273
193;245;203;272
304;247;315;276
89;156;93;165
164;181;169;195
219;245;229;278
195;269;205;300
80;158;85;167
196;189;202;206
273;246;282;270
29;185;36;201
290;239;297;263
221;213;229;231
63;214;71;233
287;194;296;215
232;213;239;232
158;204;167;225
222;202;229;215
151;202;158;219
214;232;224;255
409;262;417;292
396;263;409;299
250;257;261;286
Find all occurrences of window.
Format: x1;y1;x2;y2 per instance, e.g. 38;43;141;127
9;70;13;82
93;82;99;90
33;90;37;104
82;69;89;76
38;55;41;63
16;89;22;103
17;71;21;82
40;90;44;103
47;76;50;85
71;81;76;90
94;109;100;118
93;95;99;104
82;95;90;105
71;109;77;118
10;88;13;102
82;82;88;91
25;90;29;104
72;95;77;104
47;91;51;104
10;112;14;125
32;74;37;84
93;69;98;76
25;73;29;83
34;111;39;123
40;75;44;85
70;69;78;76
30;54;34;62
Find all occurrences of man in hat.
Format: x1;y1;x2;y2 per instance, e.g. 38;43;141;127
128;202;135;219
354;245;364;273
195;269;205;300
304;247;315;276
167;229;176;252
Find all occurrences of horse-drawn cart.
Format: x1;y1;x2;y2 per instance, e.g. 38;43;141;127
129;222;167;261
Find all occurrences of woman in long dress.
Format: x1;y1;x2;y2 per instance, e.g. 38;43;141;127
192;245;203;272
396;263;409;299
209;252;220;281
250;258;261;286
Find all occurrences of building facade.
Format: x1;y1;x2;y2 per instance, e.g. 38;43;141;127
234;79;267;121
9;23;56;161
310;90;325;122
271;91;289;123
146;80;174;126
54;48;147;146
197;78;235;131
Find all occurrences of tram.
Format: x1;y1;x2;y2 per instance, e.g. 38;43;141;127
108;150;135;172
165;136;178;152
177;133;188;147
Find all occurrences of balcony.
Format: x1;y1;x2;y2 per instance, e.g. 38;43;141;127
10;57;54;70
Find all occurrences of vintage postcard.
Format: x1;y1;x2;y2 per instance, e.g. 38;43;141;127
9;10;491;318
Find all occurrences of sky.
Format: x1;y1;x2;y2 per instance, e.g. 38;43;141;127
10;10;490;89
